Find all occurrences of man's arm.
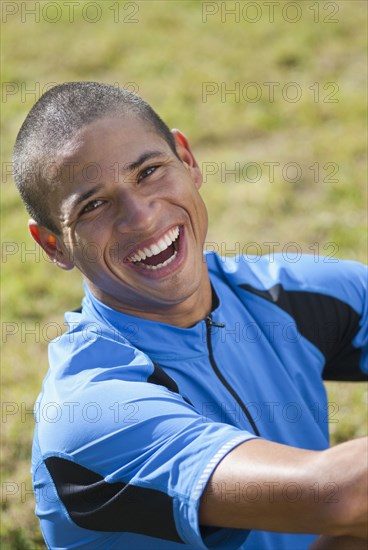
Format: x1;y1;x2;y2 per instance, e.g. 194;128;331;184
199;437;368;538
309;535;368;549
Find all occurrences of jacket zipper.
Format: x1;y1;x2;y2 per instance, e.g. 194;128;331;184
205;315;261;436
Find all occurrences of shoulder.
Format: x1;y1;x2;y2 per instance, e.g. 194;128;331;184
206;251;367;314
37;307;158;449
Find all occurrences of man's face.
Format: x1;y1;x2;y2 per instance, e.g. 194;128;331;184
50;115;209;318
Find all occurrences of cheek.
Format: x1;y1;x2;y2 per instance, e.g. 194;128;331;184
107;241;130;266
76;215;108;236
73;218;110;250
66;233;102;270
193;193;208;228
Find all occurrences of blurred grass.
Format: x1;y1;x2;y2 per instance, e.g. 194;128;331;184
1;1;367;547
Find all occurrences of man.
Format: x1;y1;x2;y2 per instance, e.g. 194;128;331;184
13;82;367;549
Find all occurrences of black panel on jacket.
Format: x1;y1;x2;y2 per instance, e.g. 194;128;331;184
148;362;181;393
45;456;183;543
148;362;194;406
239;284;366;381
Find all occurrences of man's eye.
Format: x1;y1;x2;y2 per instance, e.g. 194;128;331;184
81;200;104;215
138;166;158;181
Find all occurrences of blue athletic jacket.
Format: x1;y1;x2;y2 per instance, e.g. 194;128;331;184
32;252;368;549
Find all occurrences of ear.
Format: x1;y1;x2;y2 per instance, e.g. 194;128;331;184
28;220;74;270
171;129;203;189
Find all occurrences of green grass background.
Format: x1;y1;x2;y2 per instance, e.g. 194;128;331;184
1;1;367;547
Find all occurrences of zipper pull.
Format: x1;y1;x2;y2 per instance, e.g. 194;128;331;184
205;315;225;328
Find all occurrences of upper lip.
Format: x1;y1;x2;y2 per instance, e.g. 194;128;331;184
124;225;180;262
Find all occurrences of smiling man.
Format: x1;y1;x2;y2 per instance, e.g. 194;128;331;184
29;113;211;327
13;82;367;550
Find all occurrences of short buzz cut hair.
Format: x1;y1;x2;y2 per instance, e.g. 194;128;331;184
13;82;178;234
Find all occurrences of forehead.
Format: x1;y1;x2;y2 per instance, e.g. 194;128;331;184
58;114;168;169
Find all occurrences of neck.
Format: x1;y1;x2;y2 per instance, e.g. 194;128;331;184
86;274;213;328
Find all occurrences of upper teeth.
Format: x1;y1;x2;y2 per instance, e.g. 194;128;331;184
127;226;179;262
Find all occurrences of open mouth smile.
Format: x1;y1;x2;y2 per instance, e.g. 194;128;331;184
126;226;181;271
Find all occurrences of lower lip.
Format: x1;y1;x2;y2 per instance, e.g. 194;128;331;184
126;226;186;279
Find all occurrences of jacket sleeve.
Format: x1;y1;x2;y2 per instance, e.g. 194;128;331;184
36;338;257;549
229;253;368;381
272;255;367;381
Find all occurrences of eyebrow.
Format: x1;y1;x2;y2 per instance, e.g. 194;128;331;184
125;150;167;172
69;185;104;212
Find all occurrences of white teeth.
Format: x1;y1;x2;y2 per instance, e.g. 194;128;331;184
143;247;153;258
151;244;161;255
171;227;179;241
157;238;167;252
127;225;180;265
141;250;178;270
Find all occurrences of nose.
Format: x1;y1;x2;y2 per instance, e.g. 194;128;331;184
114;189;160;233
